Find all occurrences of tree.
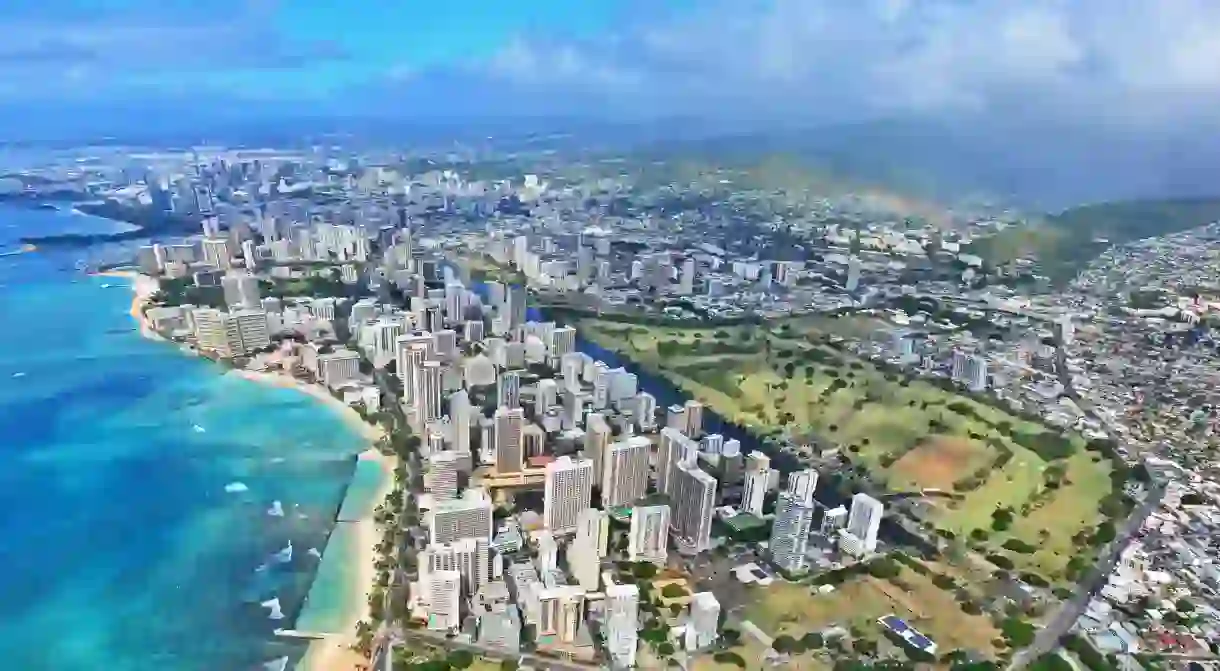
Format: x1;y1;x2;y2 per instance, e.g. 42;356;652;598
447;650;474;669
773;635;800;654
801;632;824;649
1092;521;1117;545
632;562;658;580
867;557;902;580
658;642;675;656
714;652;746;668
499;660;518;671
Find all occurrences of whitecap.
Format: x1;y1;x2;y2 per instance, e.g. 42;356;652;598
11;372;25;378
308;547;322;559
224;482;249;493
272;541;293;563
193;424;206;433
263;657;289;671
267;500;284;517
260;597;285;620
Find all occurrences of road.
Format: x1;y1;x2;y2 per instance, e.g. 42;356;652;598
1008;484;1165;670
389;627;600;671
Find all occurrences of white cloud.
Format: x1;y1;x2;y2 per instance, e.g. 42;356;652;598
477;0;1220;129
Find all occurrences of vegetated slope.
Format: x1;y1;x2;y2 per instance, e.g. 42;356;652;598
968;198;1220;285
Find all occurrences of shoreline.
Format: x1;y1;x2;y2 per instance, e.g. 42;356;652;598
298;447;396;671
227;368;386;444
108;271;395;671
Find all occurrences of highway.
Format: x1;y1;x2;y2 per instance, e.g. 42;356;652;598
1008;484;1165;670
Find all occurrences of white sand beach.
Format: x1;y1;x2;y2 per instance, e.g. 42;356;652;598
299;447;396;671
108;272;398;670
95;270;165;341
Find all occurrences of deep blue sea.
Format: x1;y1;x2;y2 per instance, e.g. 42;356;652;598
0;207;373;671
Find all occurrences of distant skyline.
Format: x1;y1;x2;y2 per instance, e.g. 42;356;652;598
2;0;1220;207
1;0;1217;131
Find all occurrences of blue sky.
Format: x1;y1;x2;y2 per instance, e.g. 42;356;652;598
2;0;1220;138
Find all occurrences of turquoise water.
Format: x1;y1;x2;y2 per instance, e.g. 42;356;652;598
294;525;364;636
0;207;375;671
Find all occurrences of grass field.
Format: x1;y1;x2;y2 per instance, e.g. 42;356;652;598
691;636;778;671
743;565;1003;658
579;318;1116;582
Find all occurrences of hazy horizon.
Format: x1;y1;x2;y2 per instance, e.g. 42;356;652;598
2;0;1219;207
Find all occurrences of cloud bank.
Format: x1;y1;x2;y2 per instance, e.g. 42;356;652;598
3;0;1220;205
466;0;1220;130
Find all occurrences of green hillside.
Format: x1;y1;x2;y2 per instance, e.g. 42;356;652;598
967;198;1220;284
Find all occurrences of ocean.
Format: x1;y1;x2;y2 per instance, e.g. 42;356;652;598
0;207;376;671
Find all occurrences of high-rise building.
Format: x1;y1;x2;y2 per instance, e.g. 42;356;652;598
821;505;848;536
571;508;609;590
422;537;489;594
536;378;558;409
221;273;261;310
628;505;670;564
846;255;862;291
657;427;697;496
416;360;444;422
951;350;989;392
701;433;724;455
840;493;884;557
427;450;461;501
463;319;484;343
317;349;361;388
395;334;432;402
535;586;584;643
498;370;521;408
635;392;657;431
677;257;695;295
605;581;640;668
507;285;527;328
584;413;611;484
788;469;819;504
591;362;610;409
742;452;772;516
450;390;472;456
432;329;458;357
426;569;462;631
603;436;650;507
684;400;704;438
201;237;232;269
670;460;717;553
685;592;720;651
429;489;493;545
769;472;818;573
550;326;576;359
561;353;584;393
494;406;524;474
666;405;686;432
1056;315;1074;345
371;316;405;365
536;532;559;573
544;456;593;534
192;308;269;358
